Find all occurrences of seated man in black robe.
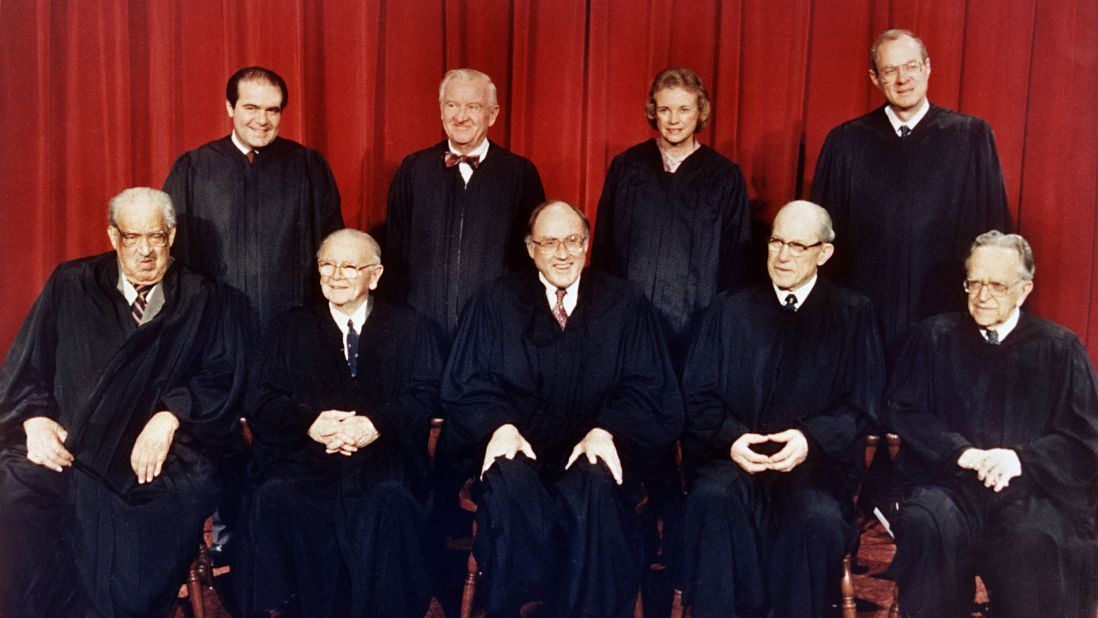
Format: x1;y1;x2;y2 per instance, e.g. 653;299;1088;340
886;231;1098;618
243;229;443;617
0;187;245;618
440;200;683;617
679;200;885;617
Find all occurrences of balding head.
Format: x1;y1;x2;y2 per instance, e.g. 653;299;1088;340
317;228;384;315
767;200;835;291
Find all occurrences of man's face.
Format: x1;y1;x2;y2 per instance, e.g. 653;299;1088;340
766;208;833;291
966;246;1033;329
526;204;588;290
318;236;382;313
440;77;499;154
107;200;176;286
654;86;700;149
226;79;283;150
870;35;931;114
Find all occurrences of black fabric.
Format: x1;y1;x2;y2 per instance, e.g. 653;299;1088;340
162;135;344;337
885;311;1098;617
439;269;683;615
679;281;885;617
591;139;752;363
0;254;245;617
240;299;443;617
384;140;545;340
810;105;1012;350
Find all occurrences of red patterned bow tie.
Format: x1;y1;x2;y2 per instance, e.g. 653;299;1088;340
444;152;481;170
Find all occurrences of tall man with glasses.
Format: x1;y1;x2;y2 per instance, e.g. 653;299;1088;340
0;188;245;617
679;201;884;617
242;228;443;617
885;231;1098;617
811;29;1011;351
440;200;683;616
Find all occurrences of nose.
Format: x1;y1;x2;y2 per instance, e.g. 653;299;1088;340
777;243;793;261
976;284;992;301
552;241;569;258
454;105;469;121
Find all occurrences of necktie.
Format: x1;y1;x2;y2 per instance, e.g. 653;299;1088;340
346;319;360;378
985;329;1000;345
783;293;798;312
553;288;569;330
130;284;152;326
246;150;256;164
444;152;480;170
899;125;912;138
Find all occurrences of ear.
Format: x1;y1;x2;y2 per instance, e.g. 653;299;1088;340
368;265;384;290
868;69;881;89
525;238;537;261
167;226;177;248
923;57;931;79
107;226;121;252
225;100;235;118
487;105;500;127
1016;279;1034;308
816;243;835;267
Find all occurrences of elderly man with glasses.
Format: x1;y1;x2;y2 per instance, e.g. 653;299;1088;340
678;200;885;617
440;200;683;617
885;230;1098;617
0;187;246;617
239;228;444;617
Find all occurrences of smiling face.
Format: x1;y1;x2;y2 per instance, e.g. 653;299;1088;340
318;234;383;315
766;204;834;291
226;79;283;150
526;203;588;289
653;86;701;150
107;198;176;286
440;76;499;154
870;35;930;115
966;246;1033;329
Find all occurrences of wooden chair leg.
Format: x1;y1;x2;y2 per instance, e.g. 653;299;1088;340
889;580;901;618
187;556;205;618
632;586;644;618
670;588;684;618
460;549;478;618
840;553;856;618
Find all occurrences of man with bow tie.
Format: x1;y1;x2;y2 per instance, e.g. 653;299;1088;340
384;67;544;340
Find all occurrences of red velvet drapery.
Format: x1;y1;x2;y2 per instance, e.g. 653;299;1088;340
2;0;1096;362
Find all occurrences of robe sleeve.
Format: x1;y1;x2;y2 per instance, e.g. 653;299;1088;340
305;149;344;248
162;153;196;267
718;165;753;292
508;160;546;271
955;120;1012;249
382;157;414;304
1013;336;1098;502
590;157;621;274
0;269;63;446
247;313;322;459
810;128;852;283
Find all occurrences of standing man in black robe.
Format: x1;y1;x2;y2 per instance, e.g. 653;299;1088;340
385;68;545;341
811;29;1011;351
243;229;443;617
679;200;885;617
886;231;1098;618
162;65;344;563
0;187;245;618
440;200;683;617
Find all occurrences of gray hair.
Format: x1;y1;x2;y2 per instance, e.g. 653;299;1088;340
526;199;590;240
438;68;498;108
870;29;929;73
108;187;176;228
774;200;836;243
318;228;382;264
966;230;1035;280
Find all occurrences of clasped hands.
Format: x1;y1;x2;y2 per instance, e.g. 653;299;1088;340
957;447;1022;492
308;410;379;456
480;423;623;485
24;411;179;484
730;429;809;474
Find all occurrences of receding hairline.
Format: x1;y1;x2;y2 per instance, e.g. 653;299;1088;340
318;228;382;263
108;187;176;229
438;68;499;108
870;29;929;72
526;200;590;240
772;200;835;244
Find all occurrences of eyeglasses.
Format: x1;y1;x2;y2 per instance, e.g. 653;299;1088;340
963;279;1023;297
113;227;170;247
528;234;587;255
318;261;380;279
767;237;823;257
876;59;925;84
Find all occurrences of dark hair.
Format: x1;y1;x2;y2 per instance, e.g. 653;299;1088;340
526;200;590;239
226;66;288;108
644;67;711;132
870;29;928;73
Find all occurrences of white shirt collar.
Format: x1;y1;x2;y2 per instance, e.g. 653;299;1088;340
330;296;372;336
772;274;818;311
538;272;580;316
230;131;253;156
448;138;490;162
884;99;931;136
983;307;1021;343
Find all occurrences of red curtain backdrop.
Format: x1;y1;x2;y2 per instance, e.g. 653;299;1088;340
2;0;1097;363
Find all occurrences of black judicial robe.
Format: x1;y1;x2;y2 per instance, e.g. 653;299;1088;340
384;140;545;339
592;140;752;360
242;299;443;617
439;269;683;615
885;312;1098;616
163;135;344;335
0;253;245;618
679;281;884;617
811;105;1011;349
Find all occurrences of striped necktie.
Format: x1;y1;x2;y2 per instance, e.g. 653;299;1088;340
553;288;569;330
131;284;153;326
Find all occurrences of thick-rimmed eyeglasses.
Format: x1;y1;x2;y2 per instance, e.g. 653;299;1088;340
963;279;1023;297
767;237;823;257
318;261;379;279
113;227;170;247
876;59;925;84
528;234;587;255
